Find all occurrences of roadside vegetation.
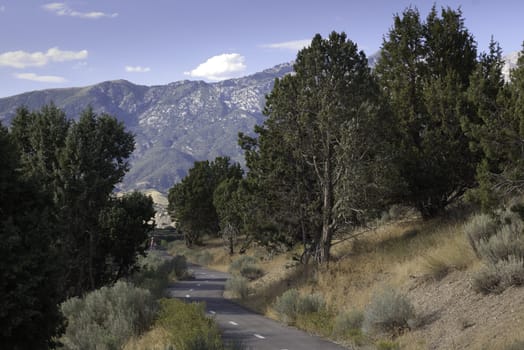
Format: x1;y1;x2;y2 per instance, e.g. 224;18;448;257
4;3;524;350
166;6;524;349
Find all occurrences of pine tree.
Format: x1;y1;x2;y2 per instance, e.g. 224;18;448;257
375;6;478;217
168;157;242;247
243;32;390;263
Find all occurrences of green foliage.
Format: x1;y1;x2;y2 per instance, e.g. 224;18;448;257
375;6;478;218
332;309;365;338
213;177;244;254
463;213;498;257
273;289;326;324
130;251;188;299
0;121;64;349
228;255;258;274
472;256;524;294
242;31;392;263
362;288;416;336
168;157;242;247
476;221;524;265
157;298;222;350
469;43;524;206
59;281;156;350
239;264;264;280
376;340;401;350
467;205;524;294
225;275;249;299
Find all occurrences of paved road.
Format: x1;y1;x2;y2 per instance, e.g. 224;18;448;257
167;263;347;350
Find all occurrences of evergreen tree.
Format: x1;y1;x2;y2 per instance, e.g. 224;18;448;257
470;43;524;202
375;6;478;217
168;157;242;247
57;107;136;294
464;39;507;208
243;32;390;263
0;122;63;349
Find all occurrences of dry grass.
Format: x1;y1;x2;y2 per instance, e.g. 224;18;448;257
123;326;170;350
173;206;524;349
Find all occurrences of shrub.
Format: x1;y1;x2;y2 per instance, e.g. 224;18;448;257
225;275;249;299
229;255;258;274
296;293;325;314
239;264;264;280
332;309;364;338
472;256;524;294
477;222;524;264
463;213;497;257
273;289;300;323
131;251;188;298
60;281;156;350
362;288;415;336
273;289;326;324
157;299;222;350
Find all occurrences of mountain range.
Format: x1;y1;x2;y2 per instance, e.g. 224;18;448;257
0;53;519;194
0;63;293;193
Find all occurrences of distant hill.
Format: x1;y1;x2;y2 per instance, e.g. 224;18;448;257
0;51;519;193
0;63;293;193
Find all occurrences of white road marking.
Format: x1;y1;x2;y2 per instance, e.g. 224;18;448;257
254;334;265;339
189;288;193;291
209;310;216;315
228;321;238;326
197;284;201;286
185;294;190;298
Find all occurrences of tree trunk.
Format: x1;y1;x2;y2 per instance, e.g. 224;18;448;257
319;146;334;265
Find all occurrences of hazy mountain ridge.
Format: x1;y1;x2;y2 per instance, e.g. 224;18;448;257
0;63;294;192
0;52;518;193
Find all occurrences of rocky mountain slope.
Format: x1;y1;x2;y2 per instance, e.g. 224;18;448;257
0;52;519;194
0;63;293;193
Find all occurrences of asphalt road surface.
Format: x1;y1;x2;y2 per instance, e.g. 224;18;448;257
167;263;347;350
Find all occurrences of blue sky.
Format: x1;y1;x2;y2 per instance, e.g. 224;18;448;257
0;0;522;98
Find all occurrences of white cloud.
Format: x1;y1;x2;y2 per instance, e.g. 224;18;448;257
260;39;311;51
0;47;88;68
184;53;246;81
125;65;151;73
14;72;67;83
43;2;118;19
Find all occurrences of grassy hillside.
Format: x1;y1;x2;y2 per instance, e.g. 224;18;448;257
171;204;524;349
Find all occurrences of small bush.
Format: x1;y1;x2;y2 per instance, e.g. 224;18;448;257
229;255;258;274
296;293;325;314
239;264;264;280
477;222;524;264
472;256;524;294
295;308;333;337
273;289;326;324
464;213;498;257
332;309;364;338
225;275;249;299
362;288;415;336
273;289;300;323
157;298;222;350
131;251;188;298
60;281;156;350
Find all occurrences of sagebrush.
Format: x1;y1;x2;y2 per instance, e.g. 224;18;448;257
362;288;415;336
60;281;156;350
